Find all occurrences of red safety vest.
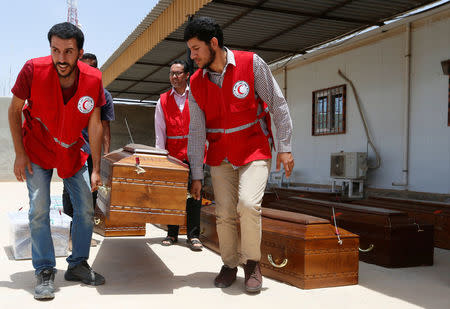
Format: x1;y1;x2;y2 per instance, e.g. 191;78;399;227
23;56;102;178
160;90;190;162
190;50;273;167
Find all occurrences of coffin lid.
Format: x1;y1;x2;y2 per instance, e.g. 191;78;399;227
123;144;168;155
262;208;329;225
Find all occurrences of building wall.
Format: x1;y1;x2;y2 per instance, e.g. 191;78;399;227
272;9;450;194
110;104;156;151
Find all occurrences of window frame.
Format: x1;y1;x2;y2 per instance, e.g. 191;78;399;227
312;84;347;136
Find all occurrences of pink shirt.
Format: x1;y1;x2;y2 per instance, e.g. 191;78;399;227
154;86;189;149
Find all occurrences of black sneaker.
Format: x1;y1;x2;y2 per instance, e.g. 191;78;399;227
34;268;56;300
64;261;105;286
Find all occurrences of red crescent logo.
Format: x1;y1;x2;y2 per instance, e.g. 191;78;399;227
82;100;88;110
237;85;245;95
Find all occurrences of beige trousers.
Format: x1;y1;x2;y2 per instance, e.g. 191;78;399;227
210;159;271;268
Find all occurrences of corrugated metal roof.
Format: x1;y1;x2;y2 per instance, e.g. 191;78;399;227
100;0;175;71
102;0;444;101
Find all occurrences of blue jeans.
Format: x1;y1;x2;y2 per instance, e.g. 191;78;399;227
26;162;94;274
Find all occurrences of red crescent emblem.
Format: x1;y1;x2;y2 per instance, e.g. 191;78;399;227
237;84;245;95
82;100;88;110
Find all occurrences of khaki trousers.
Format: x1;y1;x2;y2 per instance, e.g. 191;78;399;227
210;159;271;268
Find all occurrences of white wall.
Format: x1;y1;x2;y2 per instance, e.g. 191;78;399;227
272;8;450;194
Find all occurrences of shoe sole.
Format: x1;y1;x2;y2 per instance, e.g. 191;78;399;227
245;284;262;293
214;278;236;288
189;246;203;251
64;272;105;286
34;293;54;300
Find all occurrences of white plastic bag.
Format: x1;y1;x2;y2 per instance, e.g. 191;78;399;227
8;209;72;260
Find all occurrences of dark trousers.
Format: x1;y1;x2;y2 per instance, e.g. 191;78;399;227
168;160;202;240
63;155;96;218
167;197;201;239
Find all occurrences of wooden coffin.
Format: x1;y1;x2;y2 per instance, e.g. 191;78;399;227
265;188;449;250
96;144;189;230
93;204;146;237
200;205;359;289
264;196;434;268
349;196;450;250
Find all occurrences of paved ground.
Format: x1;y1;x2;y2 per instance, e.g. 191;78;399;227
0;181;449;308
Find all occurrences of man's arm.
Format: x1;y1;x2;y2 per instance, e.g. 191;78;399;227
8;95;32;181
88;107;103;191
187;91;206;200
253;54;295;177
154;99;167;149
101;120;111;153
100;89;114;153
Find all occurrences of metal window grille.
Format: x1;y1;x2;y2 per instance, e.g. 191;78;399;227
312;84;346;136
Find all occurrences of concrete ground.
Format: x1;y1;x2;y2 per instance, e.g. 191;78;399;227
0;181;448;309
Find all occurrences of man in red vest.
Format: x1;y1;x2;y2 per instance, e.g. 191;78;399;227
8;22;105;301
184;17;295;293
155;60;203;251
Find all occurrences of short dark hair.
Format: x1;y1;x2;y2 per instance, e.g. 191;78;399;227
81;53;98;68
47;22;84;50
183;16;223;48
169;60;189;73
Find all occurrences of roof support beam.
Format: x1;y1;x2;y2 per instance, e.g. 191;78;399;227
251;0;370;51
213;0;378;25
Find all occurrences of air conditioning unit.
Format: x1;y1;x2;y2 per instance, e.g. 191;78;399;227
330;152;367;179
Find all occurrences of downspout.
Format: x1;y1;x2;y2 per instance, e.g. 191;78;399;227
392;23;411;187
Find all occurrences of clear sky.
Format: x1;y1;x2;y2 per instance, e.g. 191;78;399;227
0;0;159;96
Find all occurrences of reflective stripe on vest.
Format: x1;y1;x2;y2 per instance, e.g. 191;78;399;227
35;117;78;149
206;106;269;134
167;135;189;140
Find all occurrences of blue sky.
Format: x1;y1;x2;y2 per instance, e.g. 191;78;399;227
0;0;158;96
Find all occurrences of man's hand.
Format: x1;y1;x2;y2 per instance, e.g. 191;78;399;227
276;152;295;178
90;170;102;192
190;179;202;200
13;153;33;182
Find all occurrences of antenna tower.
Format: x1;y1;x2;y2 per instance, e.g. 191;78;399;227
67;0;79;27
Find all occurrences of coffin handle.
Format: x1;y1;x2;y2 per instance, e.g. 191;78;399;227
268;254;288;268
359;244;374;252
98;185;111;196
94;218;101;225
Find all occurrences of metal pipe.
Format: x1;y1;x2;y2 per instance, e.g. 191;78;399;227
283;66;288;100
392;23;411;187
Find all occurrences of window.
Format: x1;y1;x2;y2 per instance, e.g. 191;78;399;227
312;85;346;135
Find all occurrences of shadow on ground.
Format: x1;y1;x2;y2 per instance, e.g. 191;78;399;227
92;237;220;295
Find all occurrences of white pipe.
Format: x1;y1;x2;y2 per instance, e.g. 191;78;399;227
392;23;411;187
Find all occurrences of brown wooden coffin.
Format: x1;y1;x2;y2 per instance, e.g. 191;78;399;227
351;196;450;250
264;188;449;250
200;205;359;289
93;204;146;237
264;196;434;268
97;144;189;229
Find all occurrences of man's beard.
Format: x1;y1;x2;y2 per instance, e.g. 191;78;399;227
201;45;216;70
53;62;77;78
